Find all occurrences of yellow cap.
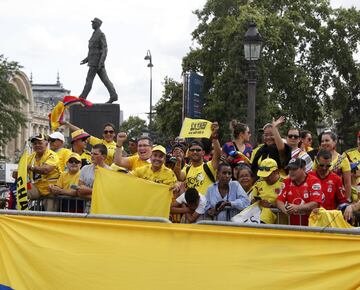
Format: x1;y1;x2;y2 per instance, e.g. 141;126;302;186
152;145;166;155
257;158;278;178
67;153;81;163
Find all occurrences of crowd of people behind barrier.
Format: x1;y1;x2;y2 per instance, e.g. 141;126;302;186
10;116;360;226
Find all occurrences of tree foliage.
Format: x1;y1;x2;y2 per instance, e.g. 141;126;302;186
0;55;28;151
119;116;147;141
181;0;360;148
152;77;183;144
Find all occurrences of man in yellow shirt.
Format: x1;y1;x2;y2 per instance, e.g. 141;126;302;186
27;133;61;211
48;131;72;172
131;145;180;190
114;133;152;170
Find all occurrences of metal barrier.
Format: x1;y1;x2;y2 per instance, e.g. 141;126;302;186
31;195;89;213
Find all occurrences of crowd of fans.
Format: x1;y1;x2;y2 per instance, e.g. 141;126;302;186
14;117;360;226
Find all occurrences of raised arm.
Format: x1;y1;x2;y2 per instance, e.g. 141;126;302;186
210;122;221;170
61;121;81;132
114;132;131;169
271;116;286;152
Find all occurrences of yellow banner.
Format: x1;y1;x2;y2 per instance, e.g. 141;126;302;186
16;148;29;210
0;215;359;289
309;208;353;228
91;167;172;218
49;101;65;132
179;117;212;138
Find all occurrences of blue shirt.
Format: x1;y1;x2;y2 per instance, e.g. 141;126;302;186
205;181;250;221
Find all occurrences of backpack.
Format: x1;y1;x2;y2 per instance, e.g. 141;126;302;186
185;162;216;183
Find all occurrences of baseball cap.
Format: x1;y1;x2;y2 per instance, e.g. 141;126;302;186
48;132;65;142
152;145;166;155
257;158;278;178
67;153;81;163
71;129;90;143
286;158;306;170
30;133;47;143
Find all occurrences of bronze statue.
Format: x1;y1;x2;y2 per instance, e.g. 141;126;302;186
79;17;118;104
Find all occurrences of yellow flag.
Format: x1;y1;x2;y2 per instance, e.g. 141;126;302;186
49;101;65;132
179;117;212;138
16;147;29;210
308;208;353;229
91;167;172;218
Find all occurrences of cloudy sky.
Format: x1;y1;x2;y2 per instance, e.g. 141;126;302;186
1;0;359;122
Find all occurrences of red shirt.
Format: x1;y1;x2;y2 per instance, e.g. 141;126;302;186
277;174;323;225
308;171;347;210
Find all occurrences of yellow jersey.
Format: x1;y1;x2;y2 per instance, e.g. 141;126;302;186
55;147;72;172
127;155;151;171
28;149;61;195
56;171;80;190
251;177;284;203
182;162;216;195
131;164;177;186
343;148;360;164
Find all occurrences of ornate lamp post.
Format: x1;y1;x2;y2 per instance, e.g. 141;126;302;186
144;50;154;128
244;22;263;145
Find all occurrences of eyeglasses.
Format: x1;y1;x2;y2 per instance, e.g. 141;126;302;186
80;137;88;142
258;166;276;171
318;164;331;168
138;144;151;148
103;130;114;134
68;160;81;164
189;148;202;152
287;134;299;139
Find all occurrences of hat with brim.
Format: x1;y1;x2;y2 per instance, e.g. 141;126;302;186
257;158;278;178
49;131;65;142
91;17;102;25
286;158;306;170
71;129;90;143
30;133;47;143
67;153;81;163
152;145;166;155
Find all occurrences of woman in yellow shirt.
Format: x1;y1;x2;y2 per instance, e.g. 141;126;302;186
319;131;351;200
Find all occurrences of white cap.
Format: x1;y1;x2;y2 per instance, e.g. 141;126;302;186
49;131;65;142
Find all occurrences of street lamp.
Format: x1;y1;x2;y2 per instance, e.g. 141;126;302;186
244;22;263;145
144;50;154;128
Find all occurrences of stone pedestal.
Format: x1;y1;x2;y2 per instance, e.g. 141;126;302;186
69;103;120;139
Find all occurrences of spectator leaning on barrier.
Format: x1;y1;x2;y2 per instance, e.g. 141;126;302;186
71;129;92;168
48;131;72;172
27;133;61;211
77;143;111;199
174;122;221;195
276;158;323;226
49;153;82;197
170;188;207;223
114;133;152;171
205;163;250;221
131;145;181;191
309;149;348;211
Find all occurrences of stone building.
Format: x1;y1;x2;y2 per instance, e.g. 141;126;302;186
3;72;70;162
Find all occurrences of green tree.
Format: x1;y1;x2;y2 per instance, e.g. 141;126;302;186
119;116;147;142
0;55;28;152
152;77;183;144
182;0;360;148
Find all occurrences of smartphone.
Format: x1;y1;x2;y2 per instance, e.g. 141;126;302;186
253;196;262;201
70;184;80;190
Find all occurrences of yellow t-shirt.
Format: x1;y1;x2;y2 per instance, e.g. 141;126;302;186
56;171;80;190
128;155;151;171
28;149;61;195
251;177;283;203
55;147;72;172
182;162;216;195
131;164;177;186
343;148;360;164
89;136;116;166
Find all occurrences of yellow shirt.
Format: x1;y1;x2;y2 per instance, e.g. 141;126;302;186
56;171;80;190
182;162;216;195
28;149;61;195
89;136;116;166
251;177;283;203
55;147;72;172
131;164;177;186
343;148;360;164
128;155;151;171
313;153;351;174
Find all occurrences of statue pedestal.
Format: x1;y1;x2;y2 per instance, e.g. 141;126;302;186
69;103;120;139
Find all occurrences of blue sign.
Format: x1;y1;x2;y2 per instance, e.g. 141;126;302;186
183;72;204;119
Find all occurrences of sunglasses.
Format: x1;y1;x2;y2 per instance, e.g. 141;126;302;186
68;160;81;164
318;163;331;168
103;130;114;134
189;148;202;152
258;166;276;171
221;171;232;175
287;134;299;139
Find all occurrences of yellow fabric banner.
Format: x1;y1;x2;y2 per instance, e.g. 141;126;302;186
16;148;29;210
0;215;359;289
91;167;172;218
179;117;212;138
49;101;65;132
308;208;353;229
